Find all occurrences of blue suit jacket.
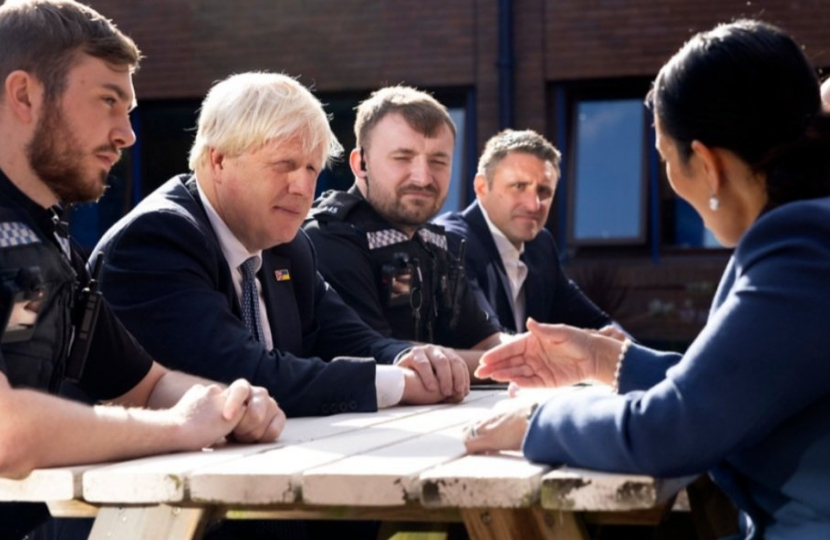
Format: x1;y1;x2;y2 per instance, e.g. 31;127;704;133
435;201;612;332
523;197;830;539
90;175;409;417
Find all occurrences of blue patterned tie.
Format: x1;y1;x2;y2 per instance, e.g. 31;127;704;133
240;257;264;342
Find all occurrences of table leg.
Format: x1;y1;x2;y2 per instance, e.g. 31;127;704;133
461;508;588;540
88;505;210;540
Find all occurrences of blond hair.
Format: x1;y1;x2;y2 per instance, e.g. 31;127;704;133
189;72;342;171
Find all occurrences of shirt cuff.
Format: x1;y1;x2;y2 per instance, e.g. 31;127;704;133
376;365;405;408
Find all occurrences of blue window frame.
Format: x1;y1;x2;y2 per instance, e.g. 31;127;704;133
551;81;726;258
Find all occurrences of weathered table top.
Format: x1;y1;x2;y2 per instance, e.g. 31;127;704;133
0;388;685;540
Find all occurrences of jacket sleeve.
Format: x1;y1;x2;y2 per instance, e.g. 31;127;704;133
304;223;398;338
443;222;504;329
540;231;613;330
91;207;379;418
523;205;830;477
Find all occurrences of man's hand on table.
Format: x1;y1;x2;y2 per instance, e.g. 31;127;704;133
172;379;285;448
397;344;470;401
223;380;286;443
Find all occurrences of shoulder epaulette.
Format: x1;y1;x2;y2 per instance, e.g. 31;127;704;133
0;220;41;248
308;189;362;222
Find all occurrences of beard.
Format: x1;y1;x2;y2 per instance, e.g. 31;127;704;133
367;181;446;229
26;100;114;204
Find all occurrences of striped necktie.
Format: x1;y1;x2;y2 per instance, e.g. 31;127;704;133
239;256;264;342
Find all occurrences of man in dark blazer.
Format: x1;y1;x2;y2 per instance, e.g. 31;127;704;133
91;73;469;420
435;129;613;334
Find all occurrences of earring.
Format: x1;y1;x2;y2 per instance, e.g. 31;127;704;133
709;194;720;211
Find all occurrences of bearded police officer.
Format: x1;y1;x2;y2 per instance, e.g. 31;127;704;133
304;87;505;370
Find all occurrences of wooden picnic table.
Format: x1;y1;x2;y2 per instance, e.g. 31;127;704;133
0;388;686;539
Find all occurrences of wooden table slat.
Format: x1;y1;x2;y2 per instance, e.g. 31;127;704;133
542;467;670;511
189;391;511;505
0;465;93;502
420;453;551;509
83;443;282;504
83;393;504;505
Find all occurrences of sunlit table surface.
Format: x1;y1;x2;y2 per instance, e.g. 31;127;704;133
0;388;687;540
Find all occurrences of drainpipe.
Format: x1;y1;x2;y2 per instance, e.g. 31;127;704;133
498;0;514;129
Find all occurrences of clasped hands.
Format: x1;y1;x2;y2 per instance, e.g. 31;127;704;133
173;379;285;449
397;344;471;404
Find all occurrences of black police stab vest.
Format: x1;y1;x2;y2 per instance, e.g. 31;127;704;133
1;206;77;393
309;189;462;343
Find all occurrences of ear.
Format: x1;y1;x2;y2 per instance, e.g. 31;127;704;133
690;140;725;195
349;147;367;179
3;70;42;124
207;148;227;177
473;174;489;199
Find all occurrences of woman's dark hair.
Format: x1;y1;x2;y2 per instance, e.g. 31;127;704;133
646;19;830;209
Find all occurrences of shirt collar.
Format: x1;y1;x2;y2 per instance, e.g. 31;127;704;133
478;202;524;261
196;178;262;272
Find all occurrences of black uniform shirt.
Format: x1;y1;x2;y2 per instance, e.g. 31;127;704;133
0;168;152;400
304;186;499;348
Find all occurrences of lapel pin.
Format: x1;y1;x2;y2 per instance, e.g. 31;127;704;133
274;269;291;282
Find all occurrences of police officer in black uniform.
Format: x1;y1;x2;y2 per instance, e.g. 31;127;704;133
304;86;502;355
0;3;283;537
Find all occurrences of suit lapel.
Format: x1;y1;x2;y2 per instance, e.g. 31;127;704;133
466;203;517;325
260;252;302;352
520;249;545;326
181;175;242;317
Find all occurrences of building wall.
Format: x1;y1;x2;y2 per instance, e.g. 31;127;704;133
89;0;830;151
83;0;830;345
545;0;830;80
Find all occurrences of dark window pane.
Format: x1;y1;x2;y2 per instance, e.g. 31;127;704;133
138;101;200;197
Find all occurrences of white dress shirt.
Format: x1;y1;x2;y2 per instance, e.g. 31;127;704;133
196;180;404;407
479;204;528;332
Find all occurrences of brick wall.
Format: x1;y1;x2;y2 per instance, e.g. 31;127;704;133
80;0;829;344
88;0;480;98
545;0;830;80
88;0;830;155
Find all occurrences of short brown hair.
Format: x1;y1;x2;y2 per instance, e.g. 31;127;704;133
0;0;141;101
477;129;561;186
354;85;456;150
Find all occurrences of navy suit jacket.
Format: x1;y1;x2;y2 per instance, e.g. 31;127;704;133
435;201;611;332
90;175;409;417
522;196;830;540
